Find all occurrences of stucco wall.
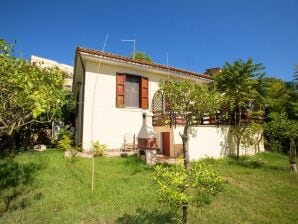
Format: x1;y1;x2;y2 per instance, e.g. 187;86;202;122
188;125;264;160
81;61;199;150
78;57;264;158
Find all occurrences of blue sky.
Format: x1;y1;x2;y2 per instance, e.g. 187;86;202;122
1;0;298;80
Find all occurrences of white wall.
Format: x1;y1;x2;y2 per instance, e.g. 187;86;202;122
81;61;201;150
79;57;265;158
188;125;264;160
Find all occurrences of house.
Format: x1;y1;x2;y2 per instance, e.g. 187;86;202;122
73;47;264;160
30;55;73;90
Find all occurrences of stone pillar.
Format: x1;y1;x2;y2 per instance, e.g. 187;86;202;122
145;149;157;165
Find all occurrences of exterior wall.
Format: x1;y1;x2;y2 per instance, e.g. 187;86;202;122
188;125;265;160
172;126;184;157
81;61;196;150
77;56;265;157
74;58;84;146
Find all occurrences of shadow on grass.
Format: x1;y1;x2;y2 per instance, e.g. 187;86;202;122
0;157;42;216
116;208;176;224
225;155;288;171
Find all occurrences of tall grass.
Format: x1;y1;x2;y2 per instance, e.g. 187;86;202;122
0;150;297;224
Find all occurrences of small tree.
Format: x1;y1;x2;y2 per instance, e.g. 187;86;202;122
160;80;221;170
130;51;153;62
265;112;298;173
240;122;263;154
159;80;221;223
214;59;265;157
153;159;224;223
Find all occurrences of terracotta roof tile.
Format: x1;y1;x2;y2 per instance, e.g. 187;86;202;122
76;47;212;80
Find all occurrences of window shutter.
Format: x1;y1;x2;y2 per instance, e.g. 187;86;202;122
140;77;149;109
116;73;125;107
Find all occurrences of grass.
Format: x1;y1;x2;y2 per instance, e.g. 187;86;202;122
0;150;297;224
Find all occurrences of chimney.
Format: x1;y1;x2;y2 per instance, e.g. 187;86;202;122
137;112;158;165
138;112;158;149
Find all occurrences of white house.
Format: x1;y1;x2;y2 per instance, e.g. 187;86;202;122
73;47;264;160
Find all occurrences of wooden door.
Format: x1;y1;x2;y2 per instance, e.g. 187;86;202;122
162;132;170;156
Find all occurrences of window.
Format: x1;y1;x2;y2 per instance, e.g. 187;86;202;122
125;75;140;107
116;73;148;109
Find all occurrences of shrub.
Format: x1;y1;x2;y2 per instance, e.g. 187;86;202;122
152;159;224;208
92;141;107;156
56;125;73;151
57;135;72;151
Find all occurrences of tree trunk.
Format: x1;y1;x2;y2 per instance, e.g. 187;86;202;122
180;123;190;224
8;132;16;155
289;138;297;173
181;123;190;170
182;205;188;224
236;106;242;158
236;135;240;158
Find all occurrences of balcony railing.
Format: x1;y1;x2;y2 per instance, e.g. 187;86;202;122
152;112;264;127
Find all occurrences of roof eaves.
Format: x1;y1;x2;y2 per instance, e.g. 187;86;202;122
75;47;212;80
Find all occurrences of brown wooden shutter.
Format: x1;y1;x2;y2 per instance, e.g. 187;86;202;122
116;73;125;107
140;77;149;109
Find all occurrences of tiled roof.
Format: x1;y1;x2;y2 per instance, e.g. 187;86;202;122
76;47;212;80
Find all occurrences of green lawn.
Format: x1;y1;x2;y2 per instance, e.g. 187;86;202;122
0;150;297;224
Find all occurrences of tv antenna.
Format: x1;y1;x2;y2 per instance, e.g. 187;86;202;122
102;33;109;52
121;39;136;59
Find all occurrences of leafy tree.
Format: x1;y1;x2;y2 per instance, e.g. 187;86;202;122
153;159;224;224
160;80;221;169
130;51;153;62
265;112;298;173
294;64;298;84
286;81;298;121
240;123;263;154
159;80;221;223
259;77;291;114
214;59;265;157
0;39;68;152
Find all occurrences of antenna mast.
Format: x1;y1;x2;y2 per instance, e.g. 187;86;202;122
102;33;109;52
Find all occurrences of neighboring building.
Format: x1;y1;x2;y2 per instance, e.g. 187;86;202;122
30;55;73;90
73;47;264;160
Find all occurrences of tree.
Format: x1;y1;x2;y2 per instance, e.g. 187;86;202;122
130;51;153;62
259;77;291;114
153;159;224;223
265;112;298;173
294;64;298;84
0;39;68;152
286;82;298;121
214;59;265;157
159;80;221;223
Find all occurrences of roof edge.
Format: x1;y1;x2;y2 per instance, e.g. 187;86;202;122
75;47;212;80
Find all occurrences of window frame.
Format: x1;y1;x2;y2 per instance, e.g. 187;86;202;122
116;73;148;109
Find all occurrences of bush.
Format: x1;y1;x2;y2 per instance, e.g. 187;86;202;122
57;135;72;151
92;141;107;156
56;125;73;151
152;159;224;208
